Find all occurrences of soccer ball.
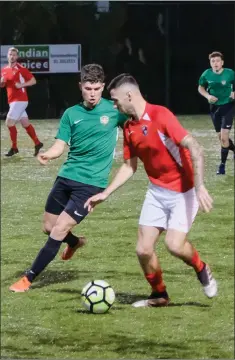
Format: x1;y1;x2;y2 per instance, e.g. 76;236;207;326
81;280;115;314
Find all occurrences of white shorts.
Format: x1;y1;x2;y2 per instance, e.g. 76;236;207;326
139;183;199;233
7;101;28;121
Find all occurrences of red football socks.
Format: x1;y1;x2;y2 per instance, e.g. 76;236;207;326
25;124;40;145
8;125;18;149
145;270;166;293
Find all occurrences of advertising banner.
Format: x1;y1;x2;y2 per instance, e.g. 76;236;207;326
0;44;81;73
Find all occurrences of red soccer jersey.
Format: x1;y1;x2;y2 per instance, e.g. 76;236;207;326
1;63;33;103
123;103;194;193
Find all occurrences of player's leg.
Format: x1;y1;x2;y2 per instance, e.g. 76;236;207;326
164;187;217;298
19;110;43;156
210;104;225;173
217;103;235;174
5;102;20;156
43;211;86;255
60;181;104;261
43;177;86;254
132;225;170;308
9;210;78;292
132;184;170;307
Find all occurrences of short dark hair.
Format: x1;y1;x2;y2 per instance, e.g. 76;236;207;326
209;51;224;60
107;73;139;92
80;64;105;83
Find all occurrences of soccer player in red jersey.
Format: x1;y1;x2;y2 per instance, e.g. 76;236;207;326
0;47;43;157
85;74;217;307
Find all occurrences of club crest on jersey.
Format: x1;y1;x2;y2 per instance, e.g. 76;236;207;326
142;125;148;136
221;80;226;85
100;115;109;125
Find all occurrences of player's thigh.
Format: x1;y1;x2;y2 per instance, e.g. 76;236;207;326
137;225;163;255
52;210;78;235
167;187;199;234
221;102;234;132
6;101;28;124
139;184;168;230
210;105;221;133
45;177;70;216
64;181;105;224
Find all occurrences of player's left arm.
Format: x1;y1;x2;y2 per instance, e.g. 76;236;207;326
162;107;213;212
180;134;213;213
229;69;235;99
15;68;36;89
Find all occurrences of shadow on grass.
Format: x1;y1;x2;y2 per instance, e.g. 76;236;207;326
49;288;210;308
2;330;215;359
116;292;210;307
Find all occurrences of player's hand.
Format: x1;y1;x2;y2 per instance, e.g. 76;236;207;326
196;184;213;213
84;192;109;212
230;91;235;100
37;152;51;165
207;95;218;104
15;82;23;89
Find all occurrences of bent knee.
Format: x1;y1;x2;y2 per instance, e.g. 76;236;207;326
136;244;154;258
165;240;183;256
42;221;53;235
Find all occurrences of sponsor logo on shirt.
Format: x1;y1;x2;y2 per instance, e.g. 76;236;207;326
100;115;109;125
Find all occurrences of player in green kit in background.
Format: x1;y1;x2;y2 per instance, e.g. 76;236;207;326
198;51;235;175
9;64;127;292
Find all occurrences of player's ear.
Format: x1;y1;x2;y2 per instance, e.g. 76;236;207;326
127;91;132;101
78;82;82;90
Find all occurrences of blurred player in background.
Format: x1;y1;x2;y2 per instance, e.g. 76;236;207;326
85;73;217;307
198;51;235;175
0;47;43;157
9;63;127;292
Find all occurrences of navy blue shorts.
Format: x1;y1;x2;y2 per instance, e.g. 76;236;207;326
45;177;105;224
210;102;235;133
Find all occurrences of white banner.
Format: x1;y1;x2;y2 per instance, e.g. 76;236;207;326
0;44;81;73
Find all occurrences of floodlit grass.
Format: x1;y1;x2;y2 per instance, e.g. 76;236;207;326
1;116;234;359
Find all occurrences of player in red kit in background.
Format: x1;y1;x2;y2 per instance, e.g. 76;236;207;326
0;47;43;157
85;74;217;307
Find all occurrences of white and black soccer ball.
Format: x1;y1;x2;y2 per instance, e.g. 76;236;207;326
81;280;115;314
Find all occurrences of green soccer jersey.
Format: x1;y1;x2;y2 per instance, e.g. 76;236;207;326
55;98;127;188
199;68;235;105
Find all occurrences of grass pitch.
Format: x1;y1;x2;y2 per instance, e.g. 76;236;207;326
1;116;234;359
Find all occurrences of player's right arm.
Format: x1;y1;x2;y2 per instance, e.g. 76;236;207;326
84;123;138;212
84;157;138;212
0;69;6;88
37;109;71;165
37;139;66;165
198;71;218;103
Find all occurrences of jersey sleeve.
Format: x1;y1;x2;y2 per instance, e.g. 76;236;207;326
198;71;208;87
20;66;34;81
123;123;137;160
159;107;188;145
117;112;128;129
55;110;71;144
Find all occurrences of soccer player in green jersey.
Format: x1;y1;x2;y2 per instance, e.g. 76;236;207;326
198;51;235;175
9;64;127;292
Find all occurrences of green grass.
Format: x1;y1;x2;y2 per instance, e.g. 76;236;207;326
1;116;234;359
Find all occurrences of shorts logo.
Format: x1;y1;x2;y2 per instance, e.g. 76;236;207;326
142;125;148;136
221;80;226;85
100;115;109;125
